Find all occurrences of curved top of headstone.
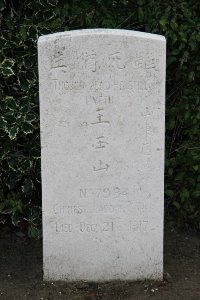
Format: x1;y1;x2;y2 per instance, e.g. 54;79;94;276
38;28;166;43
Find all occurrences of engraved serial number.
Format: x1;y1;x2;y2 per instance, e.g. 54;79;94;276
79;187;128;198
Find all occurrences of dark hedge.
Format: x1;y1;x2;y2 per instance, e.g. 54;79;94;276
0;0;199;236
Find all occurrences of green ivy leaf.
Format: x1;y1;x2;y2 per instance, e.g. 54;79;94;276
173;201;181;210
47;0;58;6
0;214;6;224
1;58;15;77
165;189;174;197
28;225;40;239
26;113;36;123
22;122;33;134
0;0;6;11
11;212;21;226
8;126;19;140
193;166;198;171
159;17;167;27
180;188;190;202
22;179;33;194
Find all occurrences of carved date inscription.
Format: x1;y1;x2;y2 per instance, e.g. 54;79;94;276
55;220;150;233
80;221;114;233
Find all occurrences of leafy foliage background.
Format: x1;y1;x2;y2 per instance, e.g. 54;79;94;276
0;0;199;236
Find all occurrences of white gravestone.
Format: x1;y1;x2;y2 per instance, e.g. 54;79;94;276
38;29;166;281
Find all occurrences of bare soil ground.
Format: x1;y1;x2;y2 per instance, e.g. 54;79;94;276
0;227;199;300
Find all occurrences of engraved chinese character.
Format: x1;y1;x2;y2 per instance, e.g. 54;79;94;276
134;56;144;69
84;51;96;72
142;141;151;155
146;156;152;169
93;160;109;172
145;57;156;69
141;106;152;117
79;121;88;128
92;136;108;149
51;46;66;69
91;108;110;125
108;52;125;69
145;121;153;138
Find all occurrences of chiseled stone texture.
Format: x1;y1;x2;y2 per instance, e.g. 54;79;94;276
38;29;166;281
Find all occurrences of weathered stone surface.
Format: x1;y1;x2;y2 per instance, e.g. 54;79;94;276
38;29;166;281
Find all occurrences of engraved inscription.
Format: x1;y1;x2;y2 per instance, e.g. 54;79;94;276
55;220;150;233
91;108;110;125
84;51;96;72
80;188;87;198
80;222;98;232
106;52;125;69
80;221;114;233
56;223;73;232
79;187;129;198
86;94;113;105
52;79;158;94
53;79;85;92
50;49;126;72
93;160;109;172
92;136;108;149
129;220;148;232
51;45;66;69
54;205;83;215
